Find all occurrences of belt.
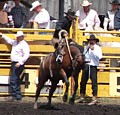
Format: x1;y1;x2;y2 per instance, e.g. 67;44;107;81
12;61;18;63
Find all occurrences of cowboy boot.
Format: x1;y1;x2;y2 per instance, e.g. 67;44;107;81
75;94;86;103
88;96;98;105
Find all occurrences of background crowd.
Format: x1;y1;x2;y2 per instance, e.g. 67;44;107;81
0;0;120;32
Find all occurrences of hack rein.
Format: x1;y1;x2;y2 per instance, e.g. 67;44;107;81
58;30;83;70
58;30;73;61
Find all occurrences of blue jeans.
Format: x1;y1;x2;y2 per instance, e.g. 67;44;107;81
10;62;24;100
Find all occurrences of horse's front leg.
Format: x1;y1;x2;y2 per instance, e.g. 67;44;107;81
69;72;79;105
60;69;69;102
47;80;58;107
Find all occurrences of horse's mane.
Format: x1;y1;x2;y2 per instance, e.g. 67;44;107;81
68;38;84;53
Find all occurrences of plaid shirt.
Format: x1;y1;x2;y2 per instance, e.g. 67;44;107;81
10;5;29;28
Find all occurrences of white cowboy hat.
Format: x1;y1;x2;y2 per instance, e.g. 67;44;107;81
16;31;25;38
80;0;92;6
30;1;42;11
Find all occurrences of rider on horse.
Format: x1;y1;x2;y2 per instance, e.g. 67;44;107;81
52;9;76;63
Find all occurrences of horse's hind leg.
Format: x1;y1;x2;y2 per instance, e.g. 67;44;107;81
62;80;69;102
47;80;58;107
60;69;69;102
69;72;79;105
33;74;47;109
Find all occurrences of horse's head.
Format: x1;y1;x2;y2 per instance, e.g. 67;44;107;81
68;39;85;70
54;30;68;63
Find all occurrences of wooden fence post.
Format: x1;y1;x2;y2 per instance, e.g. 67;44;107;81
33;22;39;34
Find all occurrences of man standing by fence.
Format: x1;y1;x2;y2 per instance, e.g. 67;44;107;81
10;0;29;28
75;0;100;32
103;0;120;31
76;34;102;105
29;1;50;29
0;31;30;102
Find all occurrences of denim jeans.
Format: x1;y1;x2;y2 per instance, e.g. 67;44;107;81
10;62;24;100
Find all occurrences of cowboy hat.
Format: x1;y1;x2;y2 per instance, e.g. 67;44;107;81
64;9;75;16
64;9;76;19
16;31;25;38
30;1;42;11
109;0;120;5
87;34;99;42
80;0;92;7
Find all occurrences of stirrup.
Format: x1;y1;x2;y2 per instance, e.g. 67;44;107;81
56;54;63;63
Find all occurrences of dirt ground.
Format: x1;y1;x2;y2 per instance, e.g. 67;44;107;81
0;96;120;115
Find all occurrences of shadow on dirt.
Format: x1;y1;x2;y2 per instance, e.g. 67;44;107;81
38;104;61;110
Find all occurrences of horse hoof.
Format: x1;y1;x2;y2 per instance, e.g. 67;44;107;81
62;95;68;102
69;98;75;105
46;103;54;109
33;105;37;109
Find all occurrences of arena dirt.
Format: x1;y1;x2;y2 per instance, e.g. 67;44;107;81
0;96;120;115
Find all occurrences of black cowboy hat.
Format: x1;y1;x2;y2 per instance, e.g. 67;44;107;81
64;9;76;19
87;34;99;42
109;0;120;5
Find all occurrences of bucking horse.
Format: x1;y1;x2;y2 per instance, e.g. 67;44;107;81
33;30;86;109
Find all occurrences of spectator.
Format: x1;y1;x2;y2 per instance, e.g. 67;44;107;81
114;2;120;30
0;31;30;102
3;2;14;28
0;2;8;27
29;1;50;29
75;0;100;31
103;0;120;31
76;34;102;105
10;0;29;28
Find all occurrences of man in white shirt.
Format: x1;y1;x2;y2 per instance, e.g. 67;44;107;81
29;1;50;29
76;0;100;30
76;34;102;105
0;31;30;102
103;0;120;31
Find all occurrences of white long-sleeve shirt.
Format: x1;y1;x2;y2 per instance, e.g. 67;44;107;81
30;8;50;29
2;34;30;65
76;9;100;30
84;44;102;66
